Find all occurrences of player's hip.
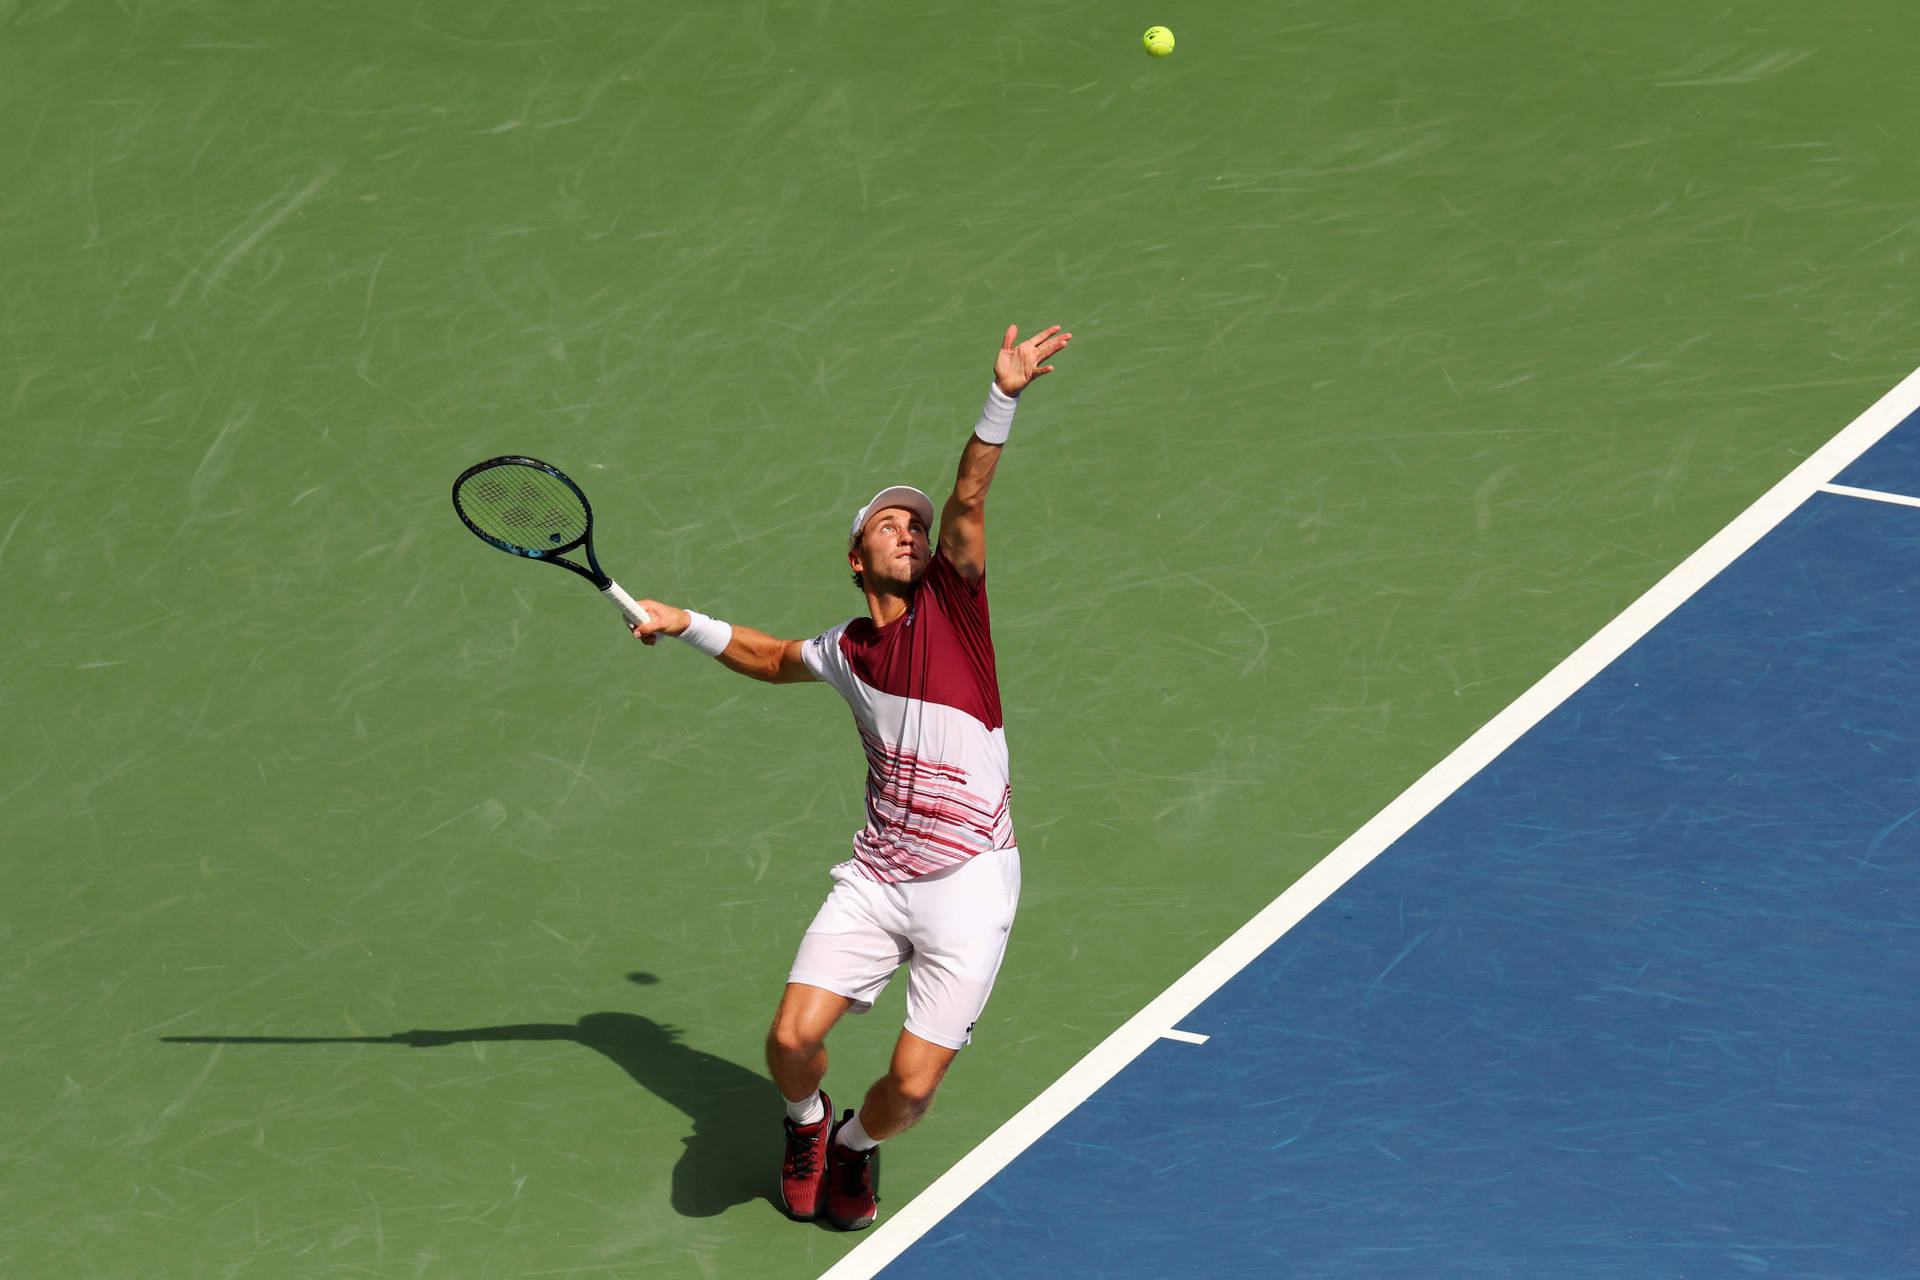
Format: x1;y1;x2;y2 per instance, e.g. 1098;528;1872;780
823;845;1022;937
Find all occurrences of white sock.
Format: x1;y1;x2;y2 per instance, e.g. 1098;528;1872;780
835;1112;879;1152
784;1090;826;1127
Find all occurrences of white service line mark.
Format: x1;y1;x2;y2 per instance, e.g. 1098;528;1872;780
1818;482;1920;509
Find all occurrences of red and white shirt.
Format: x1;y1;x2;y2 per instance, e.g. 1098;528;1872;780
804;550;1014;883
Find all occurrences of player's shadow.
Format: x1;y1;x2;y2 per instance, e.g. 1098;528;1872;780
162;984;775;1218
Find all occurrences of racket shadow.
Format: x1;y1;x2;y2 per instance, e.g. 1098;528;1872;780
162;1004;777;1219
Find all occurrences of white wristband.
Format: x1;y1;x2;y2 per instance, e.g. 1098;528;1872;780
973;382;1018;445
676;610;733;658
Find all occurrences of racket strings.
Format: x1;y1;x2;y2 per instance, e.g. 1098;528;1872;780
456;465;589;553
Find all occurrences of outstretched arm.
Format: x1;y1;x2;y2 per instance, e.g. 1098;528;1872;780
939;323;1072;582
629;602;814;684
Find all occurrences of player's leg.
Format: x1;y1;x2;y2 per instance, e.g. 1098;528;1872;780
771;871;911;1222
765;981;852;1104
775;870;910;1099
825;847;1022;1231
767;982;852;1221
820;1029;956;1233
858;1027;960;1140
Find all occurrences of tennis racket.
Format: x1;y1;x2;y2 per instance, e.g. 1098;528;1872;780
451;455;651;629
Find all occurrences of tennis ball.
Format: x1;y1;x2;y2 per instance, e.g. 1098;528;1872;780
1143;25;1174;57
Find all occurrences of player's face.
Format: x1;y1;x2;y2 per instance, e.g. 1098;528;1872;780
853;507;931;589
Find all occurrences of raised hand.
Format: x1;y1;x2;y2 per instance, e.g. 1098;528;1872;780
993;324;1072;397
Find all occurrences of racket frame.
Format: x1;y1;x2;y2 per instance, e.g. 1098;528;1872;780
451;455;651;628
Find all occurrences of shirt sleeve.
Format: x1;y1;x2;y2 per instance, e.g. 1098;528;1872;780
802;619;857;698
926;551;996;680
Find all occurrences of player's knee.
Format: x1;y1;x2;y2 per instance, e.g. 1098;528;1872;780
767;1018;824;1061
889;1070;942;1113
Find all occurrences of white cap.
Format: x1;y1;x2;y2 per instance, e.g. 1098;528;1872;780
849;485;935;542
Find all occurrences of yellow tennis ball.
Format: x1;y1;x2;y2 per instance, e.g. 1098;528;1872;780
1143;25;1174;57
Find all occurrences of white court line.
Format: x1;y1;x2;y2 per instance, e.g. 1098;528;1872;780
821;365;1920;1280
1818;481;1920;509
1161;1029;1210;1045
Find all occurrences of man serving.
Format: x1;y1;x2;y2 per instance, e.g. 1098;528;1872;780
628;323;1072;1231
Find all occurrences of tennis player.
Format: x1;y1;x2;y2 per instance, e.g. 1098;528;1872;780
626;322;1071;1231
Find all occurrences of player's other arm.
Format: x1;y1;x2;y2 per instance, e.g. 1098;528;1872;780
939;436;1001;585
628;603;814;684
939;323;1072;583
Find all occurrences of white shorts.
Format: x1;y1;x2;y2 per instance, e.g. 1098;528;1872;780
787;847;1021;1050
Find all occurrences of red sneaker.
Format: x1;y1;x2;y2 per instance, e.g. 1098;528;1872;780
825;1111;881;1231
778;1093;832;1221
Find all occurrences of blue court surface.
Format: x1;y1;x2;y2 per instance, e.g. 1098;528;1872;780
855;410;1920;1277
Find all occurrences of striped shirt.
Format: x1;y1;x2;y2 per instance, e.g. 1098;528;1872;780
803;550;1014;882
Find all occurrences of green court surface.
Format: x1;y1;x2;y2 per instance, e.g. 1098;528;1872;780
6;2;1918;1275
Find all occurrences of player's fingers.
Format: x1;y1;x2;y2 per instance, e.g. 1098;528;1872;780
1002;324;1019;350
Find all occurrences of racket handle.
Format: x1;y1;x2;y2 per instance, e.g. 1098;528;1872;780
601;581;652;629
